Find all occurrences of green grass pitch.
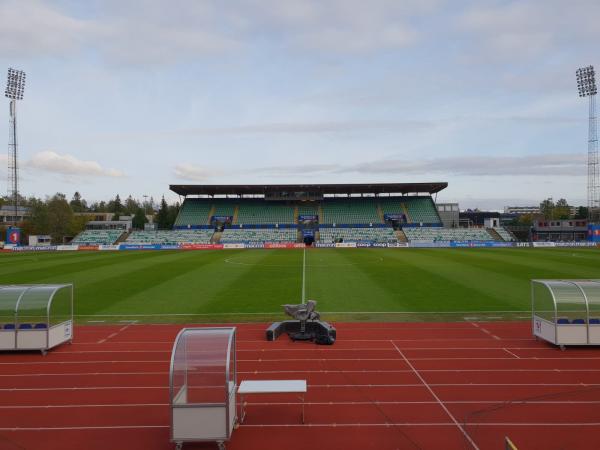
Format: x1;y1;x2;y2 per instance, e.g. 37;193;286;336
1;248;599;322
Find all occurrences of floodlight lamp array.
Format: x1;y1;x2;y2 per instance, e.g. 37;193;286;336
576;65;597;97
4;68;26;100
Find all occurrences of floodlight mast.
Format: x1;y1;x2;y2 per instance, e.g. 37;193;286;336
4;68;25;226
576;65;599;222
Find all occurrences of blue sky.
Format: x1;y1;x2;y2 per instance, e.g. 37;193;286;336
0;0;597;209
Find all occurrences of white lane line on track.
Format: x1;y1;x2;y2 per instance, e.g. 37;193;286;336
390;340;480;450
503;348;520;359
5;367;600;377
42;346;559;353
3;423;600;431
4;383;600;392
5;355;600;365
97;322;138;344
0;425;169;431
469;322;502;340
5;399;600;410
236;422;600;427
4;367;600;378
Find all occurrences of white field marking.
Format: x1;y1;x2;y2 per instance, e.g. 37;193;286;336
302;247;306;304
469;321;501;340
5;399;600;410
4;367;600;378
86;320;105;323
97;322;136;344
0;425;169;431
73;310;530;317
3;383;600;392
391;341;479;450
236;422;600;428
503;348;520;359
46;346;554;354
3;355;600;366
0;372;168;377
517;316;532;319
71;338;537;345
6;423;600;432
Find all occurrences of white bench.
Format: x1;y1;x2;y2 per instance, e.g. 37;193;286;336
238;380;307;424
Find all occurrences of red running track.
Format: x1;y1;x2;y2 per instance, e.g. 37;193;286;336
1;321;600;450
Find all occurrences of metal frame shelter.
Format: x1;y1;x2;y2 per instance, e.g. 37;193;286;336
0;284;73;355
169;327;237;450
532;279;600;349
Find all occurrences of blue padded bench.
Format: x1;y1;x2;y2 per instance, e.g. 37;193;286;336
34;323;47;329
18;324;32;329
557;318;570;324
572;318;586;324
590;318;600;324
4;324;15;330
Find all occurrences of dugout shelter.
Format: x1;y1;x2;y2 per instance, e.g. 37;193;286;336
0;284;73;354
170;327;237;450
532;279;600;349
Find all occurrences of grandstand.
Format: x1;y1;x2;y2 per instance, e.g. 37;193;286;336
220;228;297;243
71;229;124;245
403;227;496;242
168;183;516;244
319;227;397;243
125;230;214;245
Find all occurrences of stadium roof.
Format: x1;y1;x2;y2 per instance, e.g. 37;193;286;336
170;182;448;196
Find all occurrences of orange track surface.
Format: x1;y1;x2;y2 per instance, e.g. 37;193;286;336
1;322;600;450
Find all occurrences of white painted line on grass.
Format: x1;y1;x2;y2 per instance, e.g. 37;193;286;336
391;340;480;450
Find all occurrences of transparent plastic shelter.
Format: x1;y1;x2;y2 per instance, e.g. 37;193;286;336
532;279;600;349
169;327;237;450
0;284;73;354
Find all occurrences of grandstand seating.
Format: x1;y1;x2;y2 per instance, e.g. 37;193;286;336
174;199;212;226
320;198;380;224
494;227;515;242
237;200;294;224
71;230;123;245
379;197;441;224
125;230;213;245
211;199;236;218
297;203;319;216
220;228;297;243
319;227;398;243
403;227;495;242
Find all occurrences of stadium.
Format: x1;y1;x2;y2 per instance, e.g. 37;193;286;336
2;179;600;450
3;3;600;450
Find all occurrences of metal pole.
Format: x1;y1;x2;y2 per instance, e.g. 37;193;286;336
12;99;18;224
589;94;599;222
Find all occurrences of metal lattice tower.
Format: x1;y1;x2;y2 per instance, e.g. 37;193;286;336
4;68;25;225
576;65;598;222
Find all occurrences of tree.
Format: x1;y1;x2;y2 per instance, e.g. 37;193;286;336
539;198;555;219
554;198;571;220
167;202;180;229
21;197;49;237
155;196;170;229
107;194;123;215
47;193;74;243
132;207;148;229
124;195;139;215
575;206;588;219
69;192;87;212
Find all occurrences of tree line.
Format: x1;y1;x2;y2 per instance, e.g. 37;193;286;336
1;192;179;244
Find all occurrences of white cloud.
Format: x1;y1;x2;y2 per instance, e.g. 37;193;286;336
458;1;600;60
342;153;586;176
27;151;125;178
245;153;585;177
174;163;223;182
0;0;86;58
